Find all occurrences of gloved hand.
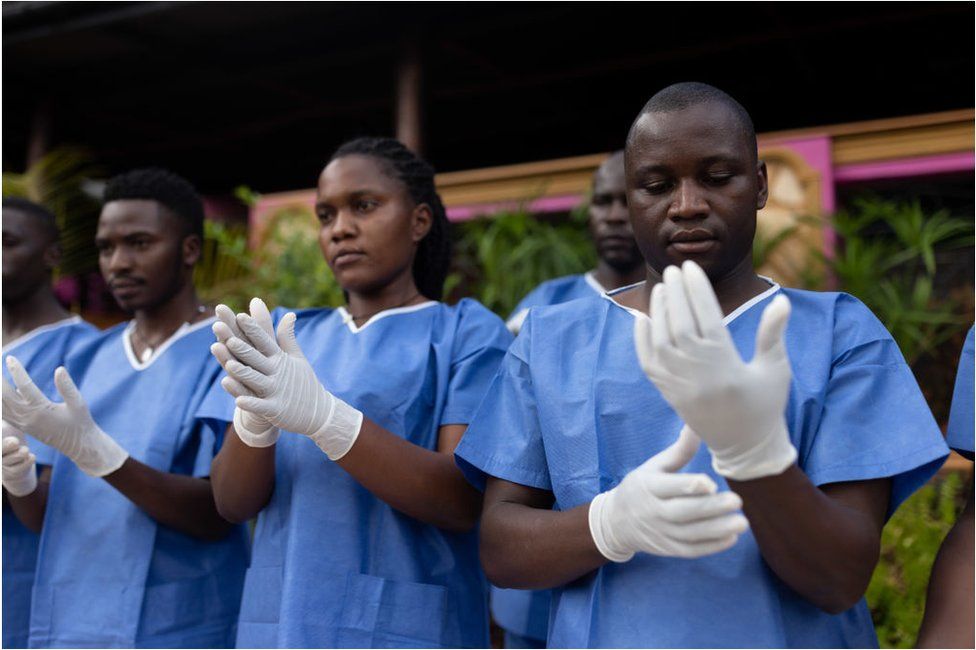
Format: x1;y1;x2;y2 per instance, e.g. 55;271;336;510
2;421;37;497
1;358;129;478
212;298;281;448
212;298;363;461
633;261;797;481
589;426;748;562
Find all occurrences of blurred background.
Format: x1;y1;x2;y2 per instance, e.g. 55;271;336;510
3;2;974;646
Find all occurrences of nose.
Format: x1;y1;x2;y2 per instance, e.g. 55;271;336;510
329;209;357;242
106;246;134;275
668;180;708;221
607;198;629;225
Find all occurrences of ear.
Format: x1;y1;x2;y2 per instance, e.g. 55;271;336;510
182;233;202;267
756;161;769;210
410;203;433;243
42;241;62;272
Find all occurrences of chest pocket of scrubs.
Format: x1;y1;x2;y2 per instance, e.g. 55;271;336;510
335;573;458;648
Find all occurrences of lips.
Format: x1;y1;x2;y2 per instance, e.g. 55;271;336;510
332;250;365;268
110;279;144;294
668;229;717;254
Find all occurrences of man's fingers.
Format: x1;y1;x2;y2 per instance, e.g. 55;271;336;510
681;260;726;337
647;426;702;473
755;294;791;357
5;357;46;403
662;265;698;344
225;337;276;375
646;471;717;499
676;534;741;558
659;491;744;524
54;367;86;410
666;513;749;544
633;315;655;378
2;436;21;455
236;395;276;421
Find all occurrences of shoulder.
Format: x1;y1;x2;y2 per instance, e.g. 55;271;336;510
780;288;897;359
518;297;615;354
443;298;512;343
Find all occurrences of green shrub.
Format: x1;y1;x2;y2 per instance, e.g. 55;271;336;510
867;471;969;648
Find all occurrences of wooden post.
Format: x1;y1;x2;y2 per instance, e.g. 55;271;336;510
395;40;423;154
27;99;52;167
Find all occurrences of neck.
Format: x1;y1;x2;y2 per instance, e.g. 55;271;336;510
2;285;72;345
133;281;204;342
345;272;426;321
618;255;769;316
592;259;646;292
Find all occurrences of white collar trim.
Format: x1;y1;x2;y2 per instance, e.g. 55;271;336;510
583;271;608;295
2;316;83;354
604;275;782;326
122;316;216;371
337;301;437;334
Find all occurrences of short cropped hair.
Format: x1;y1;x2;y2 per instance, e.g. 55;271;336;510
103;168;204;239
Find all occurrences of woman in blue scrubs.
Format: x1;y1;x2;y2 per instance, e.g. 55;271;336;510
203;137;511;648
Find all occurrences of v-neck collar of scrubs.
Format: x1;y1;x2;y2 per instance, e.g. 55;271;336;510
337;300;438;334
2;315;83;354
583;271;608;295
604;275;782;327
122;316;216;371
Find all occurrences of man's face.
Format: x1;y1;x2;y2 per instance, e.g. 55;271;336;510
2;208;57;302
624;101;768;280
95;199;197;312
589;156;642;272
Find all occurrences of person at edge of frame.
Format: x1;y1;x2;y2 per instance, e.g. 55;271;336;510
917;325;975;649
201;137;511;648
2;169;248;648
454;81;950;648
2;197;101;649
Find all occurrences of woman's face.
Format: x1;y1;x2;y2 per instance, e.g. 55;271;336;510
315;155;431;295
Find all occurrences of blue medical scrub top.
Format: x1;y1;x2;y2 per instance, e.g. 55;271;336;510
456;284;949;649
946;326;974;459
497;272;607;642
28;318;249;649
197;299;511;648
506;272;605;333
2;317;99;650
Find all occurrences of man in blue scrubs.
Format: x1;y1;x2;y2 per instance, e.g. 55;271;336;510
2;198;99;649
457;82;949;648
506;151;644;335
3;169;247;648
918;326;974;648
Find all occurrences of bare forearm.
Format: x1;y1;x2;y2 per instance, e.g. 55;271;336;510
209;427;275;523
480;481;607;589
5;469;49;532
918;480;974;649
728;466;888;613
103;457;233;540
337;418;482;533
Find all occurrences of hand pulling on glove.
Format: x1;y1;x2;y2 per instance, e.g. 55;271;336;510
633;261;797;481
589;426;749;562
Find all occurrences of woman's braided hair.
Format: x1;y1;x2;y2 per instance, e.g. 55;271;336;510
330;137;451;301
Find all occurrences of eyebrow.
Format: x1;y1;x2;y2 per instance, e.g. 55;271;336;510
316;189;382;207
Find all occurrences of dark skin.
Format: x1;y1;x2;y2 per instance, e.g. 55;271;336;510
1;208;72;345
588;152;645;291
917;472;974;648
481;101;890;615
210;155;482;532
6;199;234;541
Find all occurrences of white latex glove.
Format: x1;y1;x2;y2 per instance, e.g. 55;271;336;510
2;422;37;497
212;298;280;448
1;358;129;478
213;298;363;461
589;426;748;562
634;261;798;481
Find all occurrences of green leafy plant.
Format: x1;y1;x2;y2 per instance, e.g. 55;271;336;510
448;207;596;316
867;471;968;648
800;198;973;366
